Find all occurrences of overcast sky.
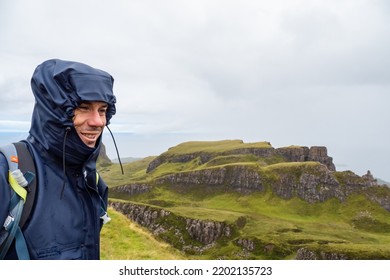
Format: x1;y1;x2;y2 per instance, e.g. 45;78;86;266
0;0;389;181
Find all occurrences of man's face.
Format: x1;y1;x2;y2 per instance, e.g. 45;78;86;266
73;101;108;148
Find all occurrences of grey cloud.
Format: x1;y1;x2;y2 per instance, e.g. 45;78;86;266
0;0;389;181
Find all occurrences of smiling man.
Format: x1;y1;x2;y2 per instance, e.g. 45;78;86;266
73;101;108;148
0;59;116;260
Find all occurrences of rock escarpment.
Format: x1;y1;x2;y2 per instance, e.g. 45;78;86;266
154;164;385;205
109;201;235;252
114;139;388;207
269;164;342;203
277;146;335;171
111;183;151;196
295;248;348;260
147;142;336;173
157;165;263;193
186;219;233;245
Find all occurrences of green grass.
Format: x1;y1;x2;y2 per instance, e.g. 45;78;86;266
163;140;272;155
100;208;186;260
148;158;204;178
98;156;155;186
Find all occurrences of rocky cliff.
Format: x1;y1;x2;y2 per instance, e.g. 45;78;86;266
154;163;384;206
295;248;348;260
277;146;335;171
109;200;235;253
111;183;151;196
147;142;336;173
157;165;263;193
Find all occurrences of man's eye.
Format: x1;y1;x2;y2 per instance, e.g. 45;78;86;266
99;108;108;114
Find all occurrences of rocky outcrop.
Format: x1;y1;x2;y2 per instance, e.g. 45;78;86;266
186;219;232;244
98;143;112;166
109;201;170;229
156;165;263;192
268;164;390;204
234;238;290;258
308;147;336;171
276;146;335;171
362;170;377;186
276;146;309;162
295;248;348;260
110;183;151;196
236;238;256;251
270;164;345;203
109;201;235;250
147;143;336;173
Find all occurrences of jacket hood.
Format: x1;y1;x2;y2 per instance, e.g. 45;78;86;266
29;59;116;166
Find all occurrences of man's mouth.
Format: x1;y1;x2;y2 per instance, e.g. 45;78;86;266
79;131;102;147
81;133;99;140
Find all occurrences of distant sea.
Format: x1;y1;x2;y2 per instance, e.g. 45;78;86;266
0;131;29;146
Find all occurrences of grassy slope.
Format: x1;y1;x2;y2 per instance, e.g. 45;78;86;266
99;140;390;259
99;156;155;186
100;207;186;260
163;140;272;154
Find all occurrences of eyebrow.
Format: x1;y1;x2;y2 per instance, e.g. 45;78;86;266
79;102;108;107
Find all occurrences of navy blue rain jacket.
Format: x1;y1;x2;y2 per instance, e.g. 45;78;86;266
0;59;116;259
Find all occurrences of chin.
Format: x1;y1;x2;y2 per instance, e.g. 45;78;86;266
84;142;97;148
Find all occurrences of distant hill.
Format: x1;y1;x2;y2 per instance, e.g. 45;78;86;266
97;143;143;167
112;157;142;164
99;140;390;260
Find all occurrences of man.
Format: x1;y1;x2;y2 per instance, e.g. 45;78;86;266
0;59;116;259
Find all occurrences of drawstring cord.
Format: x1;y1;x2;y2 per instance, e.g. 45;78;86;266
60;127;71;199
106;125;124;175
60;125;123;198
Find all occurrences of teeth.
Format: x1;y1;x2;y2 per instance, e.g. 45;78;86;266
83;134;97;139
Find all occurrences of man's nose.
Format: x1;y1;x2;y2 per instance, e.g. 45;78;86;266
87;110;105;127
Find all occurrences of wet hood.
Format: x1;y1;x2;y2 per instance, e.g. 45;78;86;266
29;59;116;166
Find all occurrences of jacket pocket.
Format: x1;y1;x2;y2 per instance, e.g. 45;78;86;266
35;243;83;260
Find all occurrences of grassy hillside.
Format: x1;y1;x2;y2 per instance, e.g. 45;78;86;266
99;140;390;260
109;185;390;259
163;140;272;154
99;156;155;186
100;207;186;260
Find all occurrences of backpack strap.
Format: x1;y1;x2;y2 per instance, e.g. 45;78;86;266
0;142;36;260
14;142;37;228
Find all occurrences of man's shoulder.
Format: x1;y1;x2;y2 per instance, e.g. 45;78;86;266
0;147;11;196
0;147;11;226
0;149;8;172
